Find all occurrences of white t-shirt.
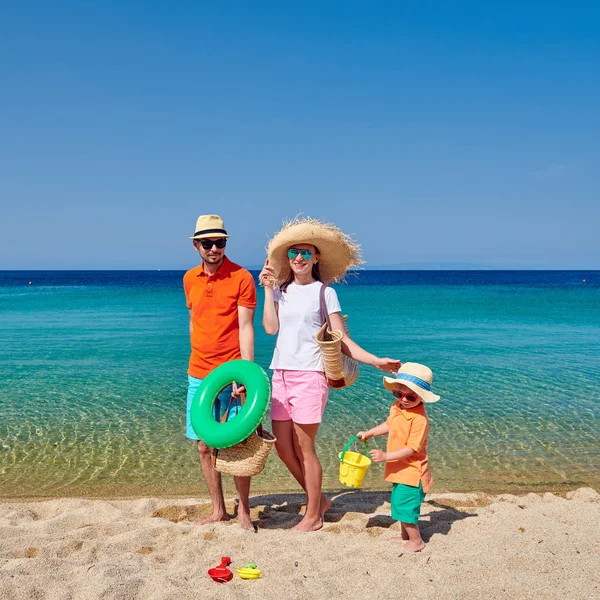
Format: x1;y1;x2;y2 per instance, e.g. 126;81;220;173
269;281;341;371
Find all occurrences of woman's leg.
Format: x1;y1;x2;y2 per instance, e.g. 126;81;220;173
272;419;306;488
272;419;331;525
291;422;325;531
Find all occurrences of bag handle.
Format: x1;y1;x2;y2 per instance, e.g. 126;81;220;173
211;389;244;466
339;435;369;463
211;389;264;466
319;283;332;329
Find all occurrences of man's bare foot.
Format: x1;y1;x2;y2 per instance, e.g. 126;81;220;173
320;495;332;520
238;511;256;532
402;540;426;552
292;516;323;532
195;512;229;526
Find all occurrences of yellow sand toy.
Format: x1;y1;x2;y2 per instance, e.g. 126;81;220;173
236;563;262;580
338;436;372;488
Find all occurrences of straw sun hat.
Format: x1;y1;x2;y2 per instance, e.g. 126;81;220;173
383;363;441;403
266;217;363;285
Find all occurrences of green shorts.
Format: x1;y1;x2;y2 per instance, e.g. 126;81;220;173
391;482;426;525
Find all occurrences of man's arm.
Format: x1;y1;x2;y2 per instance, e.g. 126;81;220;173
188;309;193;337
238;305;255;362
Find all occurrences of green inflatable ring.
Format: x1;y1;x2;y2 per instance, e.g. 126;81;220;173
189;360;271;449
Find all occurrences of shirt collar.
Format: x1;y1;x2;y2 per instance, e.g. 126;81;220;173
199;256;232;278
390;401;426;421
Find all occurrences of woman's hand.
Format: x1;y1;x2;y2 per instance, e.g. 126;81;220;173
369;449;388;463
357;431;371;442
373;357;401;373
258;259;275;288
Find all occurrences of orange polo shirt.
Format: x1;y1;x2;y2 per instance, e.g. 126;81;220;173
384;401;433;492
183;257;256;379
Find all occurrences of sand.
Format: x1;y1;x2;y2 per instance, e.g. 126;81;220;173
0;487;598;600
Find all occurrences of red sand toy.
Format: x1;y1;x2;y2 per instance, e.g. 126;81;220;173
208;556;233;583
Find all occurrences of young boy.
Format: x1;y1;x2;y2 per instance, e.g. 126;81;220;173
358;362;440;552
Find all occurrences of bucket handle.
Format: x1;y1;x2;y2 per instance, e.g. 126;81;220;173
339;435;369;463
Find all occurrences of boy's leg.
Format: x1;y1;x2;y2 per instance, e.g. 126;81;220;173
389;482;426;551
401;523;426;552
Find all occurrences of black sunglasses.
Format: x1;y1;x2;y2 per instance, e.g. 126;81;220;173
199;239;227;250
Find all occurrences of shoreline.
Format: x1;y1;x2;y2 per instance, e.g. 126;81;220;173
1;487;598;599
1;480;597;504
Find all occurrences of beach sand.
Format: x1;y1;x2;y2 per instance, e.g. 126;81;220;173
0;488;598;600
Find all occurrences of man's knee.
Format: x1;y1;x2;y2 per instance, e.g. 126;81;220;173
197;440;212;458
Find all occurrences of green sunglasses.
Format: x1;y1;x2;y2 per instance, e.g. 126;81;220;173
287;248;313;260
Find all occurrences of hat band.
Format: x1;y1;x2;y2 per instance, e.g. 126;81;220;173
394;373;431;391
194;228;228;237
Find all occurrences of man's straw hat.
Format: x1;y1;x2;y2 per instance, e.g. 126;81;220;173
383;363;440;403
190;215;230;240
267;217;363;284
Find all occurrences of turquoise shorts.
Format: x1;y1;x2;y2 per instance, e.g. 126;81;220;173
186;375;241;441
390;482;426;525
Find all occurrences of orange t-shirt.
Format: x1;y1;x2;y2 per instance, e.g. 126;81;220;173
384;401;433;492
183;257;256;378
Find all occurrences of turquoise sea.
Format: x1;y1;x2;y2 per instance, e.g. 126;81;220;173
1;270;598;499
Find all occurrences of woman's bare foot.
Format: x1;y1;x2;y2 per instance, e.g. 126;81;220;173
320;495;332;520
402;540;426;552
292;516;323;532
195;511;229;526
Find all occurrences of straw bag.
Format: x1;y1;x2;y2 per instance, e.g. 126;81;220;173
211;396;276;477
314;284;359;389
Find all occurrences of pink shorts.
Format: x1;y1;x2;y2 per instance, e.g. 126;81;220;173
270;370;329;424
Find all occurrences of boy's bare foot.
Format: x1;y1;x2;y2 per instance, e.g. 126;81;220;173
401;524;409;540
292;516;323;532
402;540;426;552
195;511;229;526
320;495;332;519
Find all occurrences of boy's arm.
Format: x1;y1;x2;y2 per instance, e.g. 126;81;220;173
370;445;415;463
357;422;389;441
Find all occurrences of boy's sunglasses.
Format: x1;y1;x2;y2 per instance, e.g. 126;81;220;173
199;239;227;250
287;248;313;260
392;390;419;402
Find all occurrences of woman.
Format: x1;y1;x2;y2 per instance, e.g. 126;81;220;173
259;218;400;531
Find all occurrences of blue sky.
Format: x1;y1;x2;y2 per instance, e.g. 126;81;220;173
1;1;598;269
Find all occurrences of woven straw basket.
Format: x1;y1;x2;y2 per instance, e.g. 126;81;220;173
315;316;360;389
213;428;277;477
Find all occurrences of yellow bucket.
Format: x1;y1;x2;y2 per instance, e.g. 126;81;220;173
338;436;372;488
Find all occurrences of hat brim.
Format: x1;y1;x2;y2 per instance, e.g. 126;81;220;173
383;376;440;403
267;218;362;285
190;233;230;240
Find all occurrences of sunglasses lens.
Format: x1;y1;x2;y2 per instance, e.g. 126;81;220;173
287;249;312;260
201;239;226;249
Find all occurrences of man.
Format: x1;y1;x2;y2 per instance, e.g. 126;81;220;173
183;214;256;530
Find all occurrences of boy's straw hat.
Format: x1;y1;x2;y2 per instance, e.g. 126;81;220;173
267;217;363;284
190;215;230;240
383;363;440;403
